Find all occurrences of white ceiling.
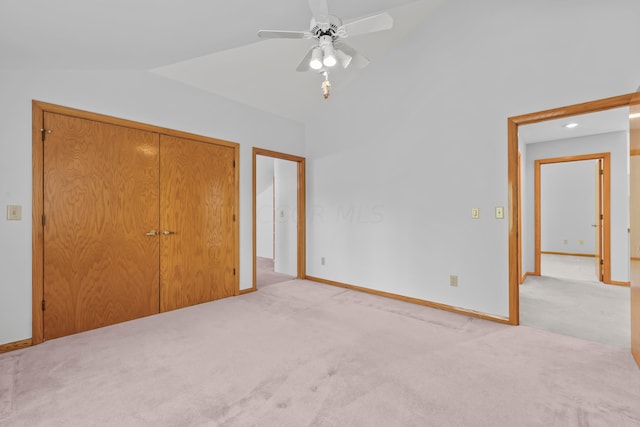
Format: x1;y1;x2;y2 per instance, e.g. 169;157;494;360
0;0;447;122
518;107;631;145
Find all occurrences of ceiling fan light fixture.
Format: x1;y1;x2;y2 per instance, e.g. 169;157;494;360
309;47;323;70
322;44;337;67
335;49;352;69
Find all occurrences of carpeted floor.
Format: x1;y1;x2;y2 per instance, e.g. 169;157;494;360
256;257;295;289
1;279;639;426
541;253;599;282
521;254;630;348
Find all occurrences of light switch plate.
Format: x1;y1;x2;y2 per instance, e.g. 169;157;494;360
471;208;480;219
7;205;22;220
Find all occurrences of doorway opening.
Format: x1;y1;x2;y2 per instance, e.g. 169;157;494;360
535;154;610;283
252;148;306;291
508;93;640;363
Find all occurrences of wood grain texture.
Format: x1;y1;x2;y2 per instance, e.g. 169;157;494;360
534;159;541;276
33;101;240;343
160;135;237;312
507;119;519;324
632;260;640;366
252;147;306;291
32;102;45;344
540;252;596;257
306;276;512;325
631;104;640;368
534;153;611;283
517;152;522;288
510;93;640;126
509;92;640;364
32;101;238;149
43;112;160;340
0;338;32;354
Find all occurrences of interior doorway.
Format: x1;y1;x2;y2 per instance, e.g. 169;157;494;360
535;154;609;283
252;148;306;291
508;92;640;368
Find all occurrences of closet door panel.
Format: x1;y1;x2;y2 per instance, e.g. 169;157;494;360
160;135;236;312
43;112;160;340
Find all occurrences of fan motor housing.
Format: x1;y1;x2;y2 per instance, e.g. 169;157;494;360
310;15;344;40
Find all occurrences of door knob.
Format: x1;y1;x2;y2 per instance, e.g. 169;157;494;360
145;230;159;236
162;230;176;236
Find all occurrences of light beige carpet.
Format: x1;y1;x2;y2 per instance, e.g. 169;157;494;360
256;257;295;289
522;254;630;348
1;280;639;426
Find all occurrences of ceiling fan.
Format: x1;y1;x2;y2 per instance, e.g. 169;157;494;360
257;0;393;98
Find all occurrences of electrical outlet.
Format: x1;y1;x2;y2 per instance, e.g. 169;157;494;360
321;257;326;266
471;208;479;219
449;275;458;287
495;206;504;219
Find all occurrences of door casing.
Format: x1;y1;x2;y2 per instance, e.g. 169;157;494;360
508;92;640;327
251;148;306;293
32;101;240;344
533;154;610;283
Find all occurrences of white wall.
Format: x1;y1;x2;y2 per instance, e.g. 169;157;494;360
256;184;274;259
524;132;629;282
274;159;298;276
256;156;274;259
305;0;640;317
0;70;304;345
541;160;598;255
4;0;640;344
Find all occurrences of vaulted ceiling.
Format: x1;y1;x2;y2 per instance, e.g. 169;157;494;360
1;0;633;136
0;0;447;122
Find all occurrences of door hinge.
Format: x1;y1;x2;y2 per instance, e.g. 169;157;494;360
40;128;52;142
233;268;236;276
600;169;604;175
42;300;46;311
233;160;236;168
42;214;46;226
600;214;604;220
233;214;236;221
600;259;604;265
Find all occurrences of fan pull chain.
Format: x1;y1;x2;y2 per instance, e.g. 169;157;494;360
321;72;331;99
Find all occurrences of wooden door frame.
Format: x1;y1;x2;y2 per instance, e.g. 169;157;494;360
508;92;640;325
251;148;306;292
517;152;523;283
533;154;610;282
32;100;240;344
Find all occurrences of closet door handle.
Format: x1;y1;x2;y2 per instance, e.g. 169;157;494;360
145;230;159;236
162;230;176;236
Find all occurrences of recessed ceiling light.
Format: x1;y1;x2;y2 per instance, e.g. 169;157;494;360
564;123;578;129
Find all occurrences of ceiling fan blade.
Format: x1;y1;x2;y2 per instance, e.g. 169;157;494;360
257;30;308;39
308;0;329;21
335;43;370;69
296;46;316;72
341;12;393;37
335;49;352;69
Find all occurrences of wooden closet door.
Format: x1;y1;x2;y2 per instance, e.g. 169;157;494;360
43;112;160;340
159;135;236;311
